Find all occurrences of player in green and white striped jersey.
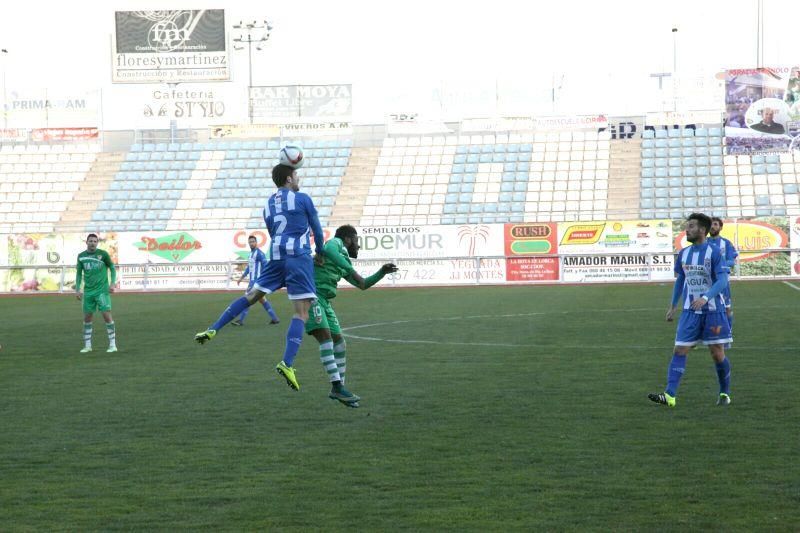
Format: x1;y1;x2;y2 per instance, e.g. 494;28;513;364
306;225;397;407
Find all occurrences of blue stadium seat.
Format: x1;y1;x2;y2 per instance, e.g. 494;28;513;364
643;129;655;139
668;167;681;177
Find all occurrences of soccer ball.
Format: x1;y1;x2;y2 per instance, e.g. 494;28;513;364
279;145;304;169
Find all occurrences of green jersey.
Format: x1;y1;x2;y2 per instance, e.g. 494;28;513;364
315;238;357;299
76;249;116;294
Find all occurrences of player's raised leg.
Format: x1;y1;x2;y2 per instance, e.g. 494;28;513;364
195;289;264;344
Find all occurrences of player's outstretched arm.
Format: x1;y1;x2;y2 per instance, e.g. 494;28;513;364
346;263;398;290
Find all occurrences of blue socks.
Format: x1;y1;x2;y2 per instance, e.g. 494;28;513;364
282;317;305;367
263;301;279;322
665;353;687;397
715;357;731;395
211;297;251;332
236;301;278;324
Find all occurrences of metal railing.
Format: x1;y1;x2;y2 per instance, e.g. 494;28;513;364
1;250;798;294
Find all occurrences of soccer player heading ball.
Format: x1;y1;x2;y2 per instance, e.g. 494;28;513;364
305;224;398;408
649;213;732;408
195;162;325;393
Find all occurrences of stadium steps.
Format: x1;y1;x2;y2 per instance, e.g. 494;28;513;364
55;152;125;231
328;147;380;226
606;140;642;219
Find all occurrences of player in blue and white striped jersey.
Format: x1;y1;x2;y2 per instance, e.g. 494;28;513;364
649;213;733;408
231;235;280;326
708;216;739;328
196;163;326;393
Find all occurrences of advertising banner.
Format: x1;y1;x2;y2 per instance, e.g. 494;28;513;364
533;114;608;131
354;258;507;287
0;129;27;142
791;216;800;277
211;124;281;139
558;220;674;255
560;253;674;283
460;117;536;133
503;222;559;282
354;224;505;260
3;90;100;129
645;109;721;127
30;127;99;142
558;219;674;282
724;67;798;154
116;229;260;290
673;217;791;276
249;85;352;121
1;233;118;292
113;10;229;83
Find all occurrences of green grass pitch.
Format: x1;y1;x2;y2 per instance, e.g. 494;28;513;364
1;282;798;530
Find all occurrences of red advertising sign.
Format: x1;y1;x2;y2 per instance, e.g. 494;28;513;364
29;127;99;141
504;223;559;281
506;257;559;281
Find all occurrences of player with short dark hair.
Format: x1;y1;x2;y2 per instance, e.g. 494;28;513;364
231;234;280;327
75;233;117;353
708;216;738;328
195;164;326;392
306;224;397;407
649;213;732;407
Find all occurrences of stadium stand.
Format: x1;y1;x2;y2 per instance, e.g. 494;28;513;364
360;131;611;226
3;123;800;234
640;126;800;218
89;138;351;231
0;143;100;233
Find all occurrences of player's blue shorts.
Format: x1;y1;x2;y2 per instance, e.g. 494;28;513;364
253;255;316;301
675;311;732;347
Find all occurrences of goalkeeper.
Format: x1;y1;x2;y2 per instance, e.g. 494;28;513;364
307;224;397;408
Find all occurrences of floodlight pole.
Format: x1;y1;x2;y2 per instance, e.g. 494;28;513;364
232;20;272;124
671;27;678;111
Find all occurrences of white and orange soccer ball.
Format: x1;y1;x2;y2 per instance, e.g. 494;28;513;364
279;145;304;169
